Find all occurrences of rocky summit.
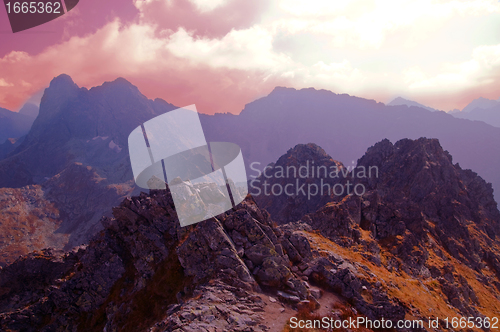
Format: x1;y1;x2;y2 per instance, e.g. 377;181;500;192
1;137;500;331
251;143;347;225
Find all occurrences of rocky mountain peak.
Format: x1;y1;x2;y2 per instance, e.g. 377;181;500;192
302;137;500;280
252;143;346;225
276;143;332;165
32;74;81;129
92;77;142;96
358;137;455;186
357;137;496;210
48;74;77;89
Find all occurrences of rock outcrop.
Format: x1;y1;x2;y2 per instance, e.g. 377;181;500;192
268;138;500;319
251;143;347;224
0;190;305;331
349;138;500;317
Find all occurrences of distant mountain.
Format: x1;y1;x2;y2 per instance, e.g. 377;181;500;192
387;96;439;112
0;103;38;158
452;104;500;128
0;106;36;144
461;97;500;113
200;87;500;203
18;102;39;118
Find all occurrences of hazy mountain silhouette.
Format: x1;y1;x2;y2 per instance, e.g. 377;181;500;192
460;96;499;113
200;87;500;201
387;96;439;112
18;102;39;118
0;136;25;160
0;106;36;144
452;103;500;128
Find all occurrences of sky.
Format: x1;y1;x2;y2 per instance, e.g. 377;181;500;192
0;0;500;114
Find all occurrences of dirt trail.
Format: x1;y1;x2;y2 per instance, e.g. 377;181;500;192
260;289;342;332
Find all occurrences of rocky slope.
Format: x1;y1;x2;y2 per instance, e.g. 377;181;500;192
261;138;500;322
1;138;500;331
0;162;136;266
0;185;68;266
0;188;409;331
0;190;321;331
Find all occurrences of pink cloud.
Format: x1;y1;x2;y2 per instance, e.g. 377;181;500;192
135;0;270;39
0;20;291;114
1;0;499;114
0;0;139;57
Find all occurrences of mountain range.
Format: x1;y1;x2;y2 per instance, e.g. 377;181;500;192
0;75;177;264
200;87;500;204
1;75;500;267
389;96;500;129
2;75;500;330
387;96;440;112
451;97;500;128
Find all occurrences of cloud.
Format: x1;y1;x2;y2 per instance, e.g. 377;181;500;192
1;0;500;113
166;26;293;71
396;43;500;109
0;79;13;87
405;44;500;91
0;20;291;114
133;0;270;38
188;0;230;12
269;0;500;49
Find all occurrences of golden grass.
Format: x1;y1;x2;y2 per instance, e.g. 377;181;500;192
300;230;500;331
